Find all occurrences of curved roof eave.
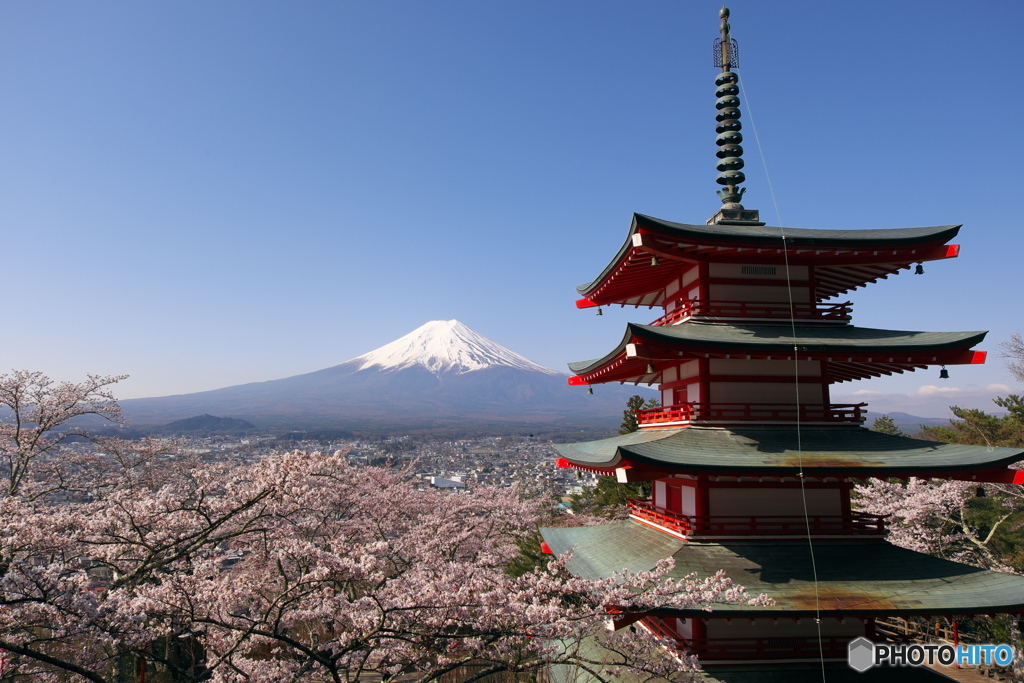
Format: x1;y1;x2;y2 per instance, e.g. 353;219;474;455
552;426;1024;474
576;213;962;298
540;522;1024;617
575;214;643;296
634;213;962;248
567;323;987;376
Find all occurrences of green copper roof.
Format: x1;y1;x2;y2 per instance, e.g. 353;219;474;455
553;425;1024;475
540;521;1024;617
633;213;962;247
577;213;961;296
567;322;987;375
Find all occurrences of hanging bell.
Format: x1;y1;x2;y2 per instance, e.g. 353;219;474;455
646;363;655;374
914;263;925;275
651;256;660;267
596;307;603;316
939;366;949;379
587;386;593;395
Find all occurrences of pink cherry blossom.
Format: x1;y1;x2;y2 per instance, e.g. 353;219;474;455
2;448;766;682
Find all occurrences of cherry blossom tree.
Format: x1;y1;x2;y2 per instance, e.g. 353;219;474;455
856;337;1024;571
853;477;1022;570
1000;332;1024;382
0;371;126;498
1;449;768;683
853;477;973;557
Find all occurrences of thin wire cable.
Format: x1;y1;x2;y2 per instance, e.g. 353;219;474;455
737;73;783;227
780;233;827;679
739;73;827;682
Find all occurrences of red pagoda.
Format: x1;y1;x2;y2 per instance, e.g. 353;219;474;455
541;8;1024;681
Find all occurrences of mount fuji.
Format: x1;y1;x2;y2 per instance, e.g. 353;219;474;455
351;320;561;377
121;320;652;432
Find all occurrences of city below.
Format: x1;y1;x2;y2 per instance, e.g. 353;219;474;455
56;431;596;503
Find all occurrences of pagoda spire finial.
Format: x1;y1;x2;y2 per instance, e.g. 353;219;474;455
708;7;762;226
714;7;745;208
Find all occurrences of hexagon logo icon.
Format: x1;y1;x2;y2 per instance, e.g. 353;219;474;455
848;637;875;672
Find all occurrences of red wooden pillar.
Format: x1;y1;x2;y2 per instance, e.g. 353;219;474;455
699;357;711;406
694;477;709;533
667;481;683;513
953;620;960;669
698;261;710;303
839;480;853;518
693;617;707;654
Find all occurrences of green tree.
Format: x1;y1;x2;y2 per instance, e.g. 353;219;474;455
871;414;905;436
568;395;661;516
570;476;651;512
855;342;1024;649
911;394;1024;573
921;395;1024;448
995;394;1024;423
923;336;1024;447
619;394;661;434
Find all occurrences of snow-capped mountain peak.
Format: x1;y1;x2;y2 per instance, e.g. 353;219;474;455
351;320;561;376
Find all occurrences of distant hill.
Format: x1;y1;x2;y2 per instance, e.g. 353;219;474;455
864;411;951;435
156;414;257;435
121;321;654;433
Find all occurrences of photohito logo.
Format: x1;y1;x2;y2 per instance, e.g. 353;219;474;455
848;637;1014;672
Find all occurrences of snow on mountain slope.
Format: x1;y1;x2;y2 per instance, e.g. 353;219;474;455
119;319;654;428
351;320;561;376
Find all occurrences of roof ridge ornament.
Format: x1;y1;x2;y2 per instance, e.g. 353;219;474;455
708;7;764;227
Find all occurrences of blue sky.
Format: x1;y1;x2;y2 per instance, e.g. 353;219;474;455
1;1;1021;418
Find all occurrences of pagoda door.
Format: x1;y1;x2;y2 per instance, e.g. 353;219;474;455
667;482;683;514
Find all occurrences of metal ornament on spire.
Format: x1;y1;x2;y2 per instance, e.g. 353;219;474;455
714;6;746;208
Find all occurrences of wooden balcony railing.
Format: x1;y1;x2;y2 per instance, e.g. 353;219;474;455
626;499;887;537
636;402;867;427
641;618;849;659
651;300;852;326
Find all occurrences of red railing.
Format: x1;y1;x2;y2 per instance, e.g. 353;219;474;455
636;402;867;427
626;499;887;537
641;618;848;659
639;616;680;640
651;300;852;326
